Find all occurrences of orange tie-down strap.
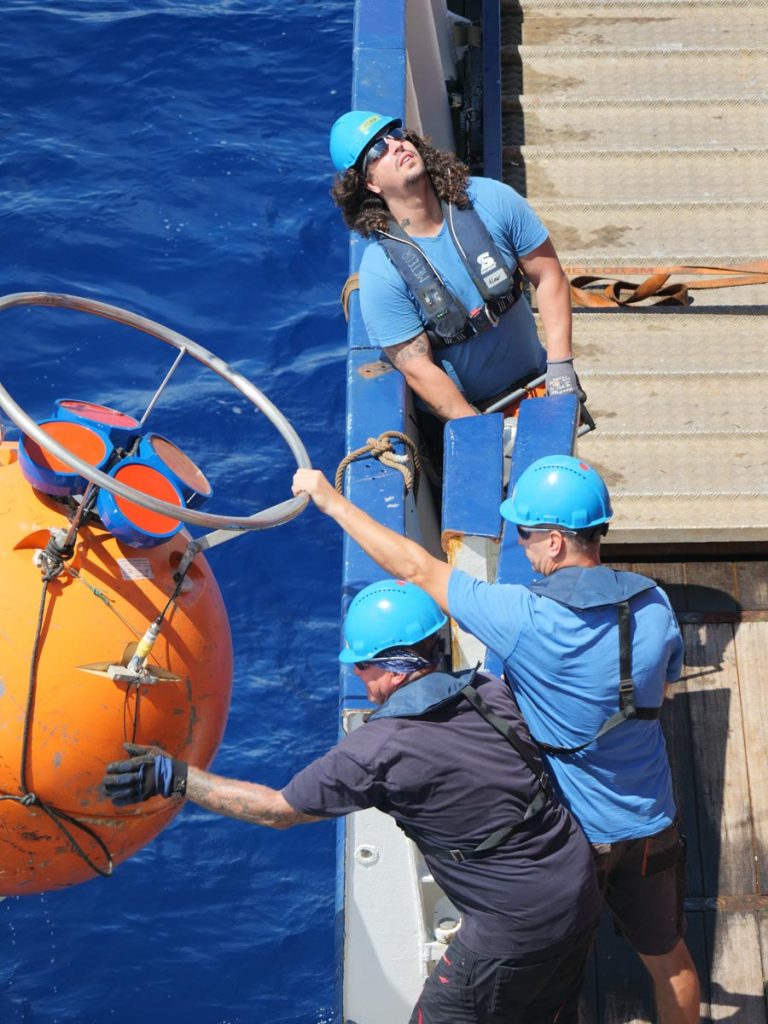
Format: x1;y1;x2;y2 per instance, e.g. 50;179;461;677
567;261;768;308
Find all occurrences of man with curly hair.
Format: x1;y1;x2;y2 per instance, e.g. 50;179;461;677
329;110;581;443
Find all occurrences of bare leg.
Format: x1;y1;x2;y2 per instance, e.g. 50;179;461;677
638;939;700;1024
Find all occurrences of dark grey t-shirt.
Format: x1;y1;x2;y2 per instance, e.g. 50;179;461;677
283;673;599;957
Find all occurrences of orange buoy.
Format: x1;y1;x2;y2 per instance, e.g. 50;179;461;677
0;441;233;895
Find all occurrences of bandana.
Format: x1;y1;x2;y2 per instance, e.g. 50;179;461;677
364;647;436;674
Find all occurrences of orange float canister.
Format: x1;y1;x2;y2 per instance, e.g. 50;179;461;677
0;441;233;895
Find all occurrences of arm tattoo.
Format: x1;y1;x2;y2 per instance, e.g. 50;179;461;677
186;768;320;829
386;334;431;370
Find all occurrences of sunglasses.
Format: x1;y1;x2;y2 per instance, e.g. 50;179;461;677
516;525;578;540
361;128;405;174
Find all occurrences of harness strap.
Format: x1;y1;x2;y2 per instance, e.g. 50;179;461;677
460;683;552;798
535;600;660;757
377;203;526;349
398;675;552;863
427;269;525;350
402;789;549;863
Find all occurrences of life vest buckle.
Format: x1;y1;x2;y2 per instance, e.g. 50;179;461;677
468;303;500;335
484;302;500;327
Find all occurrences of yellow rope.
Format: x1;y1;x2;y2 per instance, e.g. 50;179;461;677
335;431;421;496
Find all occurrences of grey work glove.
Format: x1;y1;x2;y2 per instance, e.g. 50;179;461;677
545;358;586;402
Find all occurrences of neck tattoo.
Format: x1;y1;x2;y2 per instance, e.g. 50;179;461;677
400;218;410;228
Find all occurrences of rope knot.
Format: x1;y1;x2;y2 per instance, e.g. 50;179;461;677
366;437;392;458
21;792;37;806
335;430;421;496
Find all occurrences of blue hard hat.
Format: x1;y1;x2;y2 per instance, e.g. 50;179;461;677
500;455;613;530
329;110;402;172
339;579;447;664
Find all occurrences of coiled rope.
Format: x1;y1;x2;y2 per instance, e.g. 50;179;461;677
335;431;421;496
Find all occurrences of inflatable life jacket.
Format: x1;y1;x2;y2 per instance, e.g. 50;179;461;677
370;668;552;862
527;567;662;755
376;202;525;350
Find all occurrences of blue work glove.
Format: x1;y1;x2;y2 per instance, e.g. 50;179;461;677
103;743;188;806
545;358;586;402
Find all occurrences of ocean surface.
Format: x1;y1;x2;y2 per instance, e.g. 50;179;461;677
1;3;353;1021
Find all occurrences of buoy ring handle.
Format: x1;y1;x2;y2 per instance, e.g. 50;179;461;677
0;292;311;531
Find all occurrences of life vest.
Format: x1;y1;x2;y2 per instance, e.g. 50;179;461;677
369;667;552;862
376;201;525;350
527;567;663;755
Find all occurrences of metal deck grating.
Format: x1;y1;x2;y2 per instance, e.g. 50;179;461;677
529;311;768;544
503;0;768;306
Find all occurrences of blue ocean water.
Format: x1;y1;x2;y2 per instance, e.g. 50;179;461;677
1;3;353;1022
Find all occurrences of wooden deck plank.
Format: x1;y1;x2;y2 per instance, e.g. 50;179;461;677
640;562;687;615
681;563;740;615
757;912;768;1020
735;562;768;611
660;677;704;898
682;622;756;897
684;912;711;1023
706;911;767;1022
584;911;710;1024
580;942;598;1024
591;913;654;1024
732;620;768;893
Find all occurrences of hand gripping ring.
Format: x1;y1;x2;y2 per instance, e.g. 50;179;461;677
0;292;311;532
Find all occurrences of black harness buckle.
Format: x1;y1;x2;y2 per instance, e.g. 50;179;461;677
467;303;500;335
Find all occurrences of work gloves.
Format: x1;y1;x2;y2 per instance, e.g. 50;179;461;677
103;743;188;806
545;357;586;402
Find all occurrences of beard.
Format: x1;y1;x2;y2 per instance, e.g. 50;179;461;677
402;161;427;188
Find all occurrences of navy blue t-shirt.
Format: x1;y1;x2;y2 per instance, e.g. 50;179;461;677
283;674;599;957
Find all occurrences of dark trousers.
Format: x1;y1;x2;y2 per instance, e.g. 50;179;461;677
409;924;596;1024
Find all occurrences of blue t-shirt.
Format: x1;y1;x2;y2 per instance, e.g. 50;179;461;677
283;673;599;957
448;569;685;844
358;177;548;403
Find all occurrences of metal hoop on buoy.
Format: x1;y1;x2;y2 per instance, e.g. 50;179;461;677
0;291;311;535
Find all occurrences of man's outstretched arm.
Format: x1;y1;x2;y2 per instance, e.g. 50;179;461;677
292;468;452;611
102;743;320;829
186;768;319;829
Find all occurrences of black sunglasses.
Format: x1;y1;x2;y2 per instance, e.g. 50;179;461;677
361;128;405;174
516;524;578;540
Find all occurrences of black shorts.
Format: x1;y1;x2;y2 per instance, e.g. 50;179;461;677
409;925;596;1024
591;821;687;956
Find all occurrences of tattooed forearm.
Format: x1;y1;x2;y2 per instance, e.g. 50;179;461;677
186;767;320;829
383;332;477;420
386;333;431;369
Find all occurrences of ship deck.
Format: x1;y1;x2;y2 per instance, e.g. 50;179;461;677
502;1;768;1018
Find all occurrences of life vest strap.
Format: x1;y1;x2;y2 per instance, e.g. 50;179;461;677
534;599;661;757
428;269;526;349
377;202;526;350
